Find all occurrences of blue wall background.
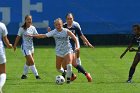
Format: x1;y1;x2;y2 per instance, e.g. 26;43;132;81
0;0;140;35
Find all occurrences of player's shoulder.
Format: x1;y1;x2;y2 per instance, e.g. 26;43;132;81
30;25;36;29
72;21;81;29
73;21;80;26
0;22;6;28
62;28;69;32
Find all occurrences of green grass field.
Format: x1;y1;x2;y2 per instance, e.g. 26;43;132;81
3;46;140;93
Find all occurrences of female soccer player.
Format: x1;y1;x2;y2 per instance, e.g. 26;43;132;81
64;13;94;66
120;24;140;83
13;15;41;79
47;13;93;82
0;22;12;93
27;18;79;84
61;13;93;82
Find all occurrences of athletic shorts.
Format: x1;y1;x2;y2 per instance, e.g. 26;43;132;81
0;48;6;64
56;49;73;58
21;46;34;56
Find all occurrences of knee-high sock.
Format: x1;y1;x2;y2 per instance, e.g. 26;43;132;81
128;67;136;79
75;65;86;75
0;73;6;90
66;64;72;78
30;65;39;76
76;57;81;65
23;64;29;75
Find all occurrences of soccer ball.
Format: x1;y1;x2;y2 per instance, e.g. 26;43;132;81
55;75;65;85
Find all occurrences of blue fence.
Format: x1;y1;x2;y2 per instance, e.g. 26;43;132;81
0;0;140;35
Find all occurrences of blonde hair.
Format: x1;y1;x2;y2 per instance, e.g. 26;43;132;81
54;18;63;24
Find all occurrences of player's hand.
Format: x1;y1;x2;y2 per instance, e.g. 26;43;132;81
7;44;13;49
87;43;94;48
47;27;51;32
129;48;137;52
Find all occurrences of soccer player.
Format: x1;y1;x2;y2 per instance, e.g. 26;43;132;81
64;13;94;66
27;18;79;84
121;24;140;83
47;13;93;82
13;15;41;79
0;22;12;93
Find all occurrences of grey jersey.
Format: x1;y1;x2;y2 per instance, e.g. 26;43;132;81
17;25;38;48
46;28;72;55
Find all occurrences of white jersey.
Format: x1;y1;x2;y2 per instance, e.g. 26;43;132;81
17;25;38;49
0;22;8;48
0;22;7;64
45;28;72;57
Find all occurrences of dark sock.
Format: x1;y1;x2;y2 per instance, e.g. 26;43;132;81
62;71;66;78
128;67;136;80
75;65;86;75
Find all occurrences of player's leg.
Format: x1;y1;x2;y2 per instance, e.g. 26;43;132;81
64;53;73;84
27;54;40;79
56;56;64;73
72;53;92;82
0;64;6;93
62;59;76;81
127;53;140;82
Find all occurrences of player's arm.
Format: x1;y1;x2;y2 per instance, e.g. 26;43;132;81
120;44;133;59
13;36;21;51
3;36;12;48
67;30;79;51
27;34;47;38
80;35;94;48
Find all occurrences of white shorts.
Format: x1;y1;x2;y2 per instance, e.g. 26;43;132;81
21;46;34;56
56;49;73;58
0;48;6;64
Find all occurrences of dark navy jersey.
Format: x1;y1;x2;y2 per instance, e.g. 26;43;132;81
130;35;140;49
63;21;83;50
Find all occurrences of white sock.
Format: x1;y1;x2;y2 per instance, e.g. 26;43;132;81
23;64;29;75
66;64;72;78
30;65;39;76
57;68;64;73
0;73;6;92
76;57;81;65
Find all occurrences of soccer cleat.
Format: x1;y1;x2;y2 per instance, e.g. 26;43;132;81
126;79;132;83
85;73;92;82
21;75;27;79
36;76;41;79
71;74;77;81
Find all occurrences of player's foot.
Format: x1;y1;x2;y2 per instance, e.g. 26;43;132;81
126;79;132;83
85;73;92;82
71;74;77;81
36;76;41;79
21;75;27;79
67;78;71;84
